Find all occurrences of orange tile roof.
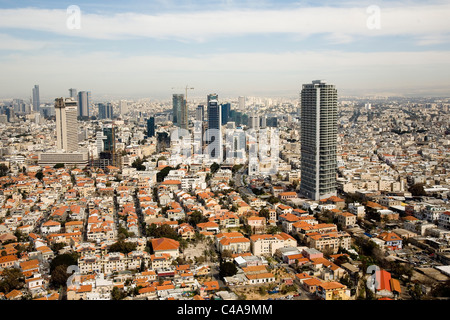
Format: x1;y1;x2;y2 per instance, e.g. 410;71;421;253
303;278;322;286
389;278;401;293
377;270;392;291
151;238;180;251
318;281;346;291
202;281;220;291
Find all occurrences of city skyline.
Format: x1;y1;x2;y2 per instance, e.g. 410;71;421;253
1;0;450;100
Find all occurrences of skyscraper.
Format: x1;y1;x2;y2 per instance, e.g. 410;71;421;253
172;94;185;128
98;103;113;119
180;97;188;130
55;97;78;153
69;88;77;99
119;100;128;117
207;94;222;161
147;117;155;137
221;103;231;125
248;113;259;130
300;80;338;201
32;85;40;113
196;105;205;122
77;91;90;118
102;125;115;153
238;96;245;111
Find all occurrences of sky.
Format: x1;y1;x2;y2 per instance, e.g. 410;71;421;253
0;0;450;101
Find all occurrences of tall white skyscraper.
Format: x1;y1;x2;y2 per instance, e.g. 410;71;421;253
55;97;78;152
238;96;245;111
32;85;40;113
300;80;338;201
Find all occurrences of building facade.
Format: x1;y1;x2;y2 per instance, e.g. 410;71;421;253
55;97;78;152
300;80;338;200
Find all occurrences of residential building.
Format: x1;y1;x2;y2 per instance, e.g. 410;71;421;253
300;80;338;200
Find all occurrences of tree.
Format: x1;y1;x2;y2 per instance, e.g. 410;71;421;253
111;286;127;300
51;242;66;253
35;170;44;181
0;164;9;177
53;163;65;169
210;162;220;174
334;254;350;266
221;250;232;260
132;158;146;171
258;286;267;296
219;261;238;278
267;196;280;204
188;210;208;227
409;183;427;197
267;225;281;235
0;268;23;293
117;226;130;240
232;164;244;173
50;253;78;274
51;264;70;288
430;280;450;298
14;230;27;243
259;208;270;220
147;224;179;241
109;240;137;254
157;166;174;182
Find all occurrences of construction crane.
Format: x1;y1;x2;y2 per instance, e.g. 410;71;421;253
171;85;194;101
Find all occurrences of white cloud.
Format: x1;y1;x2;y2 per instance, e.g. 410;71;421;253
0;4;449;43
0;33;48;51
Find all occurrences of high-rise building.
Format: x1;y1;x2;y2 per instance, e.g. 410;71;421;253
77;91;90;118
300;80;338;200
106;103;113;119
248;114;259;130
193;120;203;155
267;116;278;128
207;94;222;161
225;127;246;165
221;103;231;125
69;88;77;99
238;96;245;111
196;105;205;122
207;93;218;105
260;115;267;129
98;103;113;119
147;117;155;137
96;130;106;156
102;125;115;153
172;94;185;128
55;97;78;153
32;85;40;113
13;99;27;114
180;97;188;130
119;100;128;117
